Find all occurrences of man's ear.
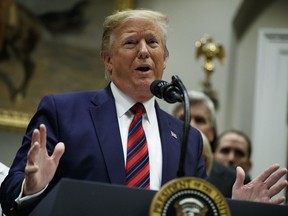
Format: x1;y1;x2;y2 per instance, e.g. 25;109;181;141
246;160;252;172
102;52;112;72
163;55;168;70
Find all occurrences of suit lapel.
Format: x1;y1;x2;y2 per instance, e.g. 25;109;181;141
89;86;126;185
155;103;182;185
88;89;183;186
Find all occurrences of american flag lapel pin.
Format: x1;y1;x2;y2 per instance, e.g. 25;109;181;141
171;131;177;139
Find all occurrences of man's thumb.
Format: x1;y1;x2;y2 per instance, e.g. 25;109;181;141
233;166;246;189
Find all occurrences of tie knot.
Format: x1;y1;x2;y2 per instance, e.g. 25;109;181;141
130;103;145;115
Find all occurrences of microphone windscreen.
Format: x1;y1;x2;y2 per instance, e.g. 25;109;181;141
150;80;169;99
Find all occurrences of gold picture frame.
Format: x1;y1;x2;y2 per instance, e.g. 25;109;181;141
0;109;32;131
0;0;135;131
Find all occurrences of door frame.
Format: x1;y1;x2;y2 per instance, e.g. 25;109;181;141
252;28;288;198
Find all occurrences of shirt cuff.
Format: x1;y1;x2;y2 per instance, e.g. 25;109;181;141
15;179;48;206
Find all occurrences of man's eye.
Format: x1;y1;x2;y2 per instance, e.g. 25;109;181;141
148;39;159;47
148;39;157;44
220;147;230;154
124;40;137;47
194;117;206;124
126;40;136;44
235;150;245;158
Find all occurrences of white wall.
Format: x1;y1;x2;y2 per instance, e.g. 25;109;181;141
0;131;23;166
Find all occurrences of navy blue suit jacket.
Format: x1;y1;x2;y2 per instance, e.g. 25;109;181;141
0;84;206;215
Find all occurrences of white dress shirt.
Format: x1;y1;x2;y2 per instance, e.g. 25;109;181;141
110;82;162;190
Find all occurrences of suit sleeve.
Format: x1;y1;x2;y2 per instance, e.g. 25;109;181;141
0;95;59;216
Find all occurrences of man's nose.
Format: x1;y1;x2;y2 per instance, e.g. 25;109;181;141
227;151;236;163
190;118;196;127
138;40;149;58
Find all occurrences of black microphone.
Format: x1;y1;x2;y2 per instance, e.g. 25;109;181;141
150;80;183;103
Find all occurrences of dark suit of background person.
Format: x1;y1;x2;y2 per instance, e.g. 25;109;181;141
209;160;242;198
0;85;206;215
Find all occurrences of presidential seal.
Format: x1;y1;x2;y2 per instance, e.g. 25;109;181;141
150;177;230;216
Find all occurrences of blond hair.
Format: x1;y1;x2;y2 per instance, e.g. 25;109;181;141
101;9;169;57
200;132;213;175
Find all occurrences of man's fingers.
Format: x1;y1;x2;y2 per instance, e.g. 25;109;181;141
27;141;40;165
25;141;40;176
268;180;288;198
39;124;47;148
256;164;280;182
31;128;40;147
31;124;46;150
265;168;288;189
270;196;286;205
233;166;246;189
52;142;65;163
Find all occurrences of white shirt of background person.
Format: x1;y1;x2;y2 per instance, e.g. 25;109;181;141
0;162;9;216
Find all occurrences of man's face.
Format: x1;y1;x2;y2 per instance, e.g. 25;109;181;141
103;18;167;102
175;102;214;142
214;132;251;172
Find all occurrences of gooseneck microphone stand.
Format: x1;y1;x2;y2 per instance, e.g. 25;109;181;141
170;75;191;178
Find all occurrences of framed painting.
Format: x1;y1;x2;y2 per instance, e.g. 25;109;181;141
0;0;135;131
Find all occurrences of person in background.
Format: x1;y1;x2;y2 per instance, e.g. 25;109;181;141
173;90;251;197
0;162;9;216
214;129;253;180
0;9;287;216
173;90;216;149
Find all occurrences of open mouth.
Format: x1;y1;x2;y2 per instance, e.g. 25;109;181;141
136;66;151;72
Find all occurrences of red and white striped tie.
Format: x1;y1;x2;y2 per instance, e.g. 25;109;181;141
126;103;150;189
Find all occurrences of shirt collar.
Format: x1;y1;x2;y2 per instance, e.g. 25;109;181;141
110;82;155;122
